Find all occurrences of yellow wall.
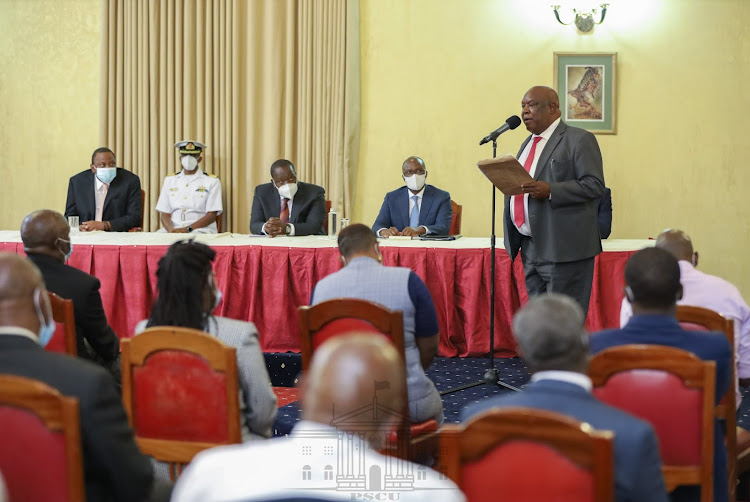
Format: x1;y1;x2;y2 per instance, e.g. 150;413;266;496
357;0;750;298
0;0;100;230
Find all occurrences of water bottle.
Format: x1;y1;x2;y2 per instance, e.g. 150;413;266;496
327;207;338;237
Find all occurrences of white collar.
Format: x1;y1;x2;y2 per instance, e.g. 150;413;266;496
94;173;106;190
407;186;426;199
531;370;592;391
0;326;40;345
535;117;561;141
179;168;203;178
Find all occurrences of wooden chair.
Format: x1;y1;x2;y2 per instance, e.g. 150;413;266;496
439;407;615;502
589;344;716;501
47;291;77;356
0;375;85;502
297;299;438;462
121;327;242;480
449;200;462;235
676;305;737;502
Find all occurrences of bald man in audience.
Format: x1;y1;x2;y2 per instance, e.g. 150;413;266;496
621;229;750;392
0;253;170;502
593;247;732;502
172;335;464;502
462;294;668;502
21;210;121;385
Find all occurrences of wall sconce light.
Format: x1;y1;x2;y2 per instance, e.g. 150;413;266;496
552;4;609;32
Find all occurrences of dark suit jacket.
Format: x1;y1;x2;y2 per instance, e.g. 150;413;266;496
461;379;669;502
598;187;612;239
27;253;119;364
373;185;452;235
65;168;143;232
249;182;326;236
0;334;154;502
504;120;605;262
591;314;733;502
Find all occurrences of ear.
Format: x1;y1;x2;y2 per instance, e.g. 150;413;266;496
692;251;699;268
676;285;684;302
623;285;635;303
198;156;203;163
340;255;346;267
548;100;559;115
90;165;97;173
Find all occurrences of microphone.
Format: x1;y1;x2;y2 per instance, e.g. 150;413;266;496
479;115;522;146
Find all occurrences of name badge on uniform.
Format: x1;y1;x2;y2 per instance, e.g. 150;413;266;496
196;186;208;193
170;188;179;192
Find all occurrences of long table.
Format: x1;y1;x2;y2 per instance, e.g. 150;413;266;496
0;231;650;357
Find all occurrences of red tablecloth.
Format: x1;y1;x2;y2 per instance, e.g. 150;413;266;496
0;240;634;358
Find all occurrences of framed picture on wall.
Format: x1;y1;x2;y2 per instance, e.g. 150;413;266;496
553;52;617;134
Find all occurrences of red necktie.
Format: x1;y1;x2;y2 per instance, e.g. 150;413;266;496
280;198;289;225
513;136;542;227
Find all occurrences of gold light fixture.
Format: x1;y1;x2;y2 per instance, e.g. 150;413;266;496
552;3;609;32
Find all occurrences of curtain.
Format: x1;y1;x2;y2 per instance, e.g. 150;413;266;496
101;0;360;232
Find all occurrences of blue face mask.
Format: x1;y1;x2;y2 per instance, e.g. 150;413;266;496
213;288;223;311
34;289;56;347
95;167;117;185
57;238;72;263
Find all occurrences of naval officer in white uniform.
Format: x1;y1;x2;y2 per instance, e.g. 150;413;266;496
156;141;223;234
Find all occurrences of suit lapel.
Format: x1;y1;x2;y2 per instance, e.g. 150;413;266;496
419;186;435;226
533;121;566;180
85;171;97;216
102;170;117;213
399;187;410;227
289;183;301;223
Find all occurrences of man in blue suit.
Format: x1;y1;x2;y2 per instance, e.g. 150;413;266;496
462;294;668;502
591;247;732;502
373;156;452;237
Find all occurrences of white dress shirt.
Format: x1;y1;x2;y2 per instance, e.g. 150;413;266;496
94;176;108;222
511;117;561;236
262;193;296;236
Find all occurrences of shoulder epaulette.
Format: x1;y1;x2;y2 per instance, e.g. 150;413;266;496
207;173;218;178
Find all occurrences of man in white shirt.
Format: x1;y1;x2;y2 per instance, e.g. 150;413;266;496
155;141;223;234
172;334;464;502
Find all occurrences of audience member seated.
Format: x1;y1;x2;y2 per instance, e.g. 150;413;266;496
172;335;465;502
64;147;143;232
462;294;668;502
373;156;452;237
136;240;277;440
20;209;121;386
592;246;732;502
598;187;612;239
0;253;170;502
155;140;223;234
621;229;750;390
311;224;443;423
249;159;326;236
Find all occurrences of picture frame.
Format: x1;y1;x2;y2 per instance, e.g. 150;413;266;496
553;52;617;134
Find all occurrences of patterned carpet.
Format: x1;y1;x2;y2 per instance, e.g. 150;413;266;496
264;353;750;436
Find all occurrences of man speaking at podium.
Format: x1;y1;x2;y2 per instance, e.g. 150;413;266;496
504;86;605;316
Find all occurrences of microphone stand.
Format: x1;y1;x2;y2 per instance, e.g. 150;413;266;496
440;138;520;395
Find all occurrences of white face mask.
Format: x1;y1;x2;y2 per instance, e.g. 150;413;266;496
277;182;298;200
404;173;426;191
181;155;199;171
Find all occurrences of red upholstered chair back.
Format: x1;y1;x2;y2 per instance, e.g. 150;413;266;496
47;292;77;356
450;200;462;235
439;407;614;502
0;375;84;502
121;327;242;480
589;344;715;500
675;305;736;501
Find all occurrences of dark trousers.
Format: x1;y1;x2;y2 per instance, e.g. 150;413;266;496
519;236;596;317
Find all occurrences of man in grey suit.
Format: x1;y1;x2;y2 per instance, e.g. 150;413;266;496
504;86;605;316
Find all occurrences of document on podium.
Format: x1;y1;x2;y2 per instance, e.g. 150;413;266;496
477;155;533;196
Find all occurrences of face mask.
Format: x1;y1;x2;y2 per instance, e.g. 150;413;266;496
57;238;73;263
277;182;298;200
33;289;56;347
181;155;199;171
95;167;117;185
404;173;426;191
212;288;223;310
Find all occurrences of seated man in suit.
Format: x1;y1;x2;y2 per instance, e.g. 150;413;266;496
592;246;732;502
462;294;668;502
598;187;612;239
249;159;326;236
20;210;121;385
0;253;171;502
373;156;452;237
310;224;443;423
172;335;464;502
65;147;143;232
155;141;223;234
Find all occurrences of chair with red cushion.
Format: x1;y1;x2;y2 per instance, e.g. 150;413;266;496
47;291;77;356
121;326;242;480
676;305;737;502
439;407;615;502
589;344;716;502
449;200;462;235
297;298;436;462
0;375;85;502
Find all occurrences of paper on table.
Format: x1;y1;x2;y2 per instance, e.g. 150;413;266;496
477;155;533;196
